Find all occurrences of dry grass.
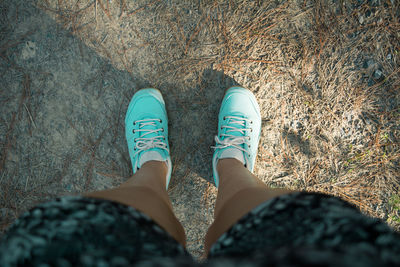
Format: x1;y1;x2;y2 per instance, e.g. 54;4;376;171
41;0;399;225
0;0;399;257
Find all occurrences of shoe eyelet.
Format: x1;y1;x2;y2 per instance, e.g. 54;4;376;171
161;128;164;132
223;116;226;120
250;120;253;124
134;138;137;142
132;129;135;134
159;119;162;123
248;145;251;148
133;121;136;126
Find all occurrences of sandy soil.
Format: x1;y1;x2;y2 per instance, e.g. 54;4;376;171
1;0;399;259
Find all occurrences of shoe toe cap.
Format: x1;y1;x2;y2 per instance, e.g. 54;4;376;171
126;94;166;123
221;90;260;119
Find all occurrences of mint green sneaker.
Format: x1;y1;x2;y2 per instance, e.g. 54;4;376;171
125;88;172;189
212;87;262;187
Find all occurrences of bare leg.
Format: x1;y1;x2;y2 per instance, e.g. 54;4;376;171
86;161;186;246
204;158;294;253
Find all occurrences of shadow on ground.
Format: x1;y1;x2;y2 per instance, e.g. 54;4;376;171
3;0;399;258
0;1;239;258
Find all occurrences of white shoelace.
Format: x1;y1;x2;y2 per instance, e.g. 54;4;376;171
133;118;168;158
213;115;252;155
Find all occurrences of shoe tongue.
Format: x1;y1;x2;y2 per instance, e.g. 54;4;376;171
138;151;165;168
219;148;245;165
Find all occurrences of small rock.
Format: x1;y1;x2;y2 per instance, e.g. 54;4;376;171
358;15;364;24
21;41;37;60
373;69;383;81
387;53;392;60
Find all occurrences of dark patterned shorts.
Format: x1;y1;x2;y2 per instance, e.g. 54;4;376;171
1;193;400;266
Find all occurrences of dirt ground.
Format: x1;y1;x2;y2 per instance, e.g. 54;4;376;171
0;0;399;259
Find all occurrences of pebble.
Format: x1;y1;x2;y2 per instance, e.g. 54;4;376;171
373;69;383;81
358;15;365;24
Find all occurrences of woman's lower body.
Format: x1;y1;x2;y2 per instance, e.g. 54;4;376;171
1;87;400;266
2;179;400;266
